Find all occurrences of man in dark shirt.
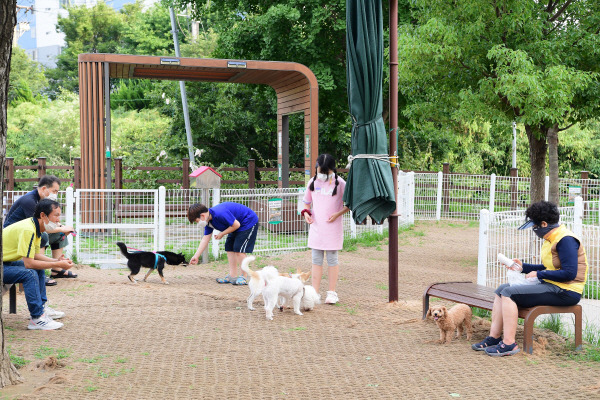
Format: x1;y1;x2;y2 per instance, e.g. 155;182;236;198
4;175;77;282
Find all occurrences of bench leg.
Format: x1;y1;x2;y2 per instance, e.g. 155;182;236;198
574;306;583;351
523;312;535;354
9;284;16;314
422;294;430;320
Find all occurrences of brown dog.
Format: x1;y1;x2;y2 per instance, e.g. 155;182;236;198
426;304;473;344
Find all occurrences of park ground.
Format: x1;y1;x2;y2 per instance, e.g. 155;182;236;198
2;221;600;399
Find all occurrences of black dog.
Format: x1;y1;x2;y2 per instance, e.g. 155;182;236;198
116;242;186;285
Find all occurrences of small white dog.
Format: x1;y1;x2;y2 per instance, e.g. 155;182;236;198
241;256;279;311
263;273;305;320
300;285;321;311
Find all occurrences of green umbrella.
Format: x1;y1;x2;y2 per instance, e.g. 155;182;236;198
343;0;396;224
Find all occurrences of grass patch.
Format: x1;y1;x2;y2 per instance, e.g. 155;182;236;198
34;345;70;360
344;230;388;252
535;314;565;336
284;326;306;331
568;345;600;362
77;355;108;364
375;283;388;291
7;347;29;368
471;307;492;320
583;280;600;300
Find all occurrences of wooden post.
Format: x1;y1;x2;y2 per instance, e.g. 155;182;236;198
248;159;256;188
37;157;47;180
182;158;190;189
442;162;450;214
510;168;518;210
581;171;589;202
73;158;81;189
5;157;14;191
114;158;123;189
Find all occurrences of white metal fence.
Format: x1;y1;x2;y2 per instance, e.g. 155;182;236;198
478;198;600;341
413;172;600;220
8;178;413;268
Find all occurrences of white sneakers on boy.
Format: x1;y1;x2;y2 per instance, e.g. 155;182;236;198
325;291;339;305
28;315;64;330
44;305;65;320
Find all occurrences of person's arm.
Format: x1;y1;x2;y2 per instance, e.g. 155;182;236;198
190;234;211;265
25;254;73;270
214;220;240;240
529;237;580;281
327;206;350;223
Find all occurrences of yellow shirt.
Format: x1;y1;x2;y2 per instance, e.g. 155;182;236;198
2;217;41;262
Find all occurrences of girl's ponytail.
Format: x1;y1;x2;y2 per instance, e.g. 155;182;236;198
309;165;318;192
332;170;339;196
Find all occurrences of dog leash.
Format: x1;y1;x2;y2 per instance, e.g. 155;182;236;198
126;246;167;269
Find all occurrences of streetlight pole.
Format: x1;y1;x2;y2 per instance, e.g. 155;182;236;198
512;121;517;170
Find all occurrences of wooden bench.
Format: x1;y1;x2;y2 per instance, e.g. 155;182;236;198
422;281;583;354
2;284;17;314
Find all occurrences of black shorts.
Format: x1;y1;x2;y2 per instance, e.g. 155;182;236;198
224;223;259;253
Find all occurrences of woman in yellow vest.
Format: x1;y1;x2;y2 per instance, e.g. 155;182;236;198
472;201;588;356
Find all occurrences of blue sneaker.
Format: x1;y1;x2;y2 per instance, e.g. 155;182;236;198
471;336;502;351
485;341;520;357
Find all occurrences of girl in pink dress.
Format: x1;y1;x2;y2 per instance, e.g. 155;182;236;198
302;154;349;304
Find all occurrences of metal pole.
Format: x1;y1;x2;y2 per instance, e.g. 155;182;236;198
512;121;517;169
388;0;399;303
169;7;195;162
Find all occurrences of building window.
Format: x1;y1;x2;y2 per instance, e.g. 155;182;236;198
32;50;38;61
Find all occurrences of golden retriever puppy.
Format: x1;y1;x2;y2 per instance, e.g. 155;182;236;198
426;304;472;344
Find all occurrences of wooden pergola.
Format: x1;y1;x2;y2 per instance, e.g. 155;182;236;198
78;53;319;190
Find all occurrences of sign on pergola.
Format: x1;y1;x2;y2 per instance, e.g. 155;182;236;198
78;53;319;190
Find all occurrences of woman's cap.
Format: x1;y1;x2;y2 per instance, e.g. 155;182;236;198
518;219;537;230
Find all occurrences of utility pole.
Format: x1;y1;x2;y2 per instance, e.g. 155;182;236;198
169;7;195;162
512;121;517;170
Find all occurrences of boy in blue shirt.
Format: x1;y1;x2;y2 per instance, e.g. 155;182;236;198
187;202;259;285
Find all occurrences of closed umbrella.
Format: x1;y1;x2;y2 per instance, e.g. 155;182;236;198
343;0;396;224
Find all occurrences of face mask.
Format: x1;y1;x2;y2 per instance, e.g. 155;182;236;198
317;173;334;182
44;216;59;231
532;223;559;239
47;193;58;201
197;219;208;229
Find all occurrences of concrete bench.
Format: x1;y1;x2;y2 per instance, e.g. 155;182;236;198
422;281;582;354
2;284;17;314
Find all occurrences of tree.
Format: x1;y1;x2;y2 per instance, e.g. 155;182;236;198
398;0;600;202
0;0;24;387
170;0;353;164
8;46;47;105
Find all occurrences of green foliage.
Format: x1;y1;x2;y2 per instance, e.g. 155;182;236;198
398;0;600;187
8;47;47;105
171;0;353;163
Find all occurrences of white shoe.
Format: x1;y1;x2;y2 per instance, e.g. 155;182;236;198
325;291;339;304
28;315;64;330
44;305;65;319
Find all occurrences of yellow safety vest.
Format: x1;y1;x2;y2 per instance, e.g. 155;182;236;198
540;225;588;294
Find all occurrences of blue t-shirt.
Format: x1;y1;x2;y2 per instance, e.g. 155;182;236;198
204;202;258;235
4;190;40;228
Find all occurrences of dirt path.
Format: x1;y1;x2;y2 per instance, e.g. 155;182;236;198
2;221;600;399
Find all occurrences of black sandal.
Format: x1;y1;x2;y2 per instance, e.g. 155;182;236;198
45;276;57;286
51;270;78;279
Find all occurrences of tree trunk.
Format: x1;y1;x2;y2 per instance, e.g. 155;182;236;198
547;124;560;204
526;125;547;203
0;0;23;387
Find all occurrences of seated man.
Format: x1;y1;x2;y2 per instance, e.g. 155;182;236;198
3;199;74;330
4;175;77;284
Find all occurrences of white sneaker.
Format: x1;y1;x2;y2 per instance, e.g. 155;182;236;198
325;291;339;304
28;315;64;330
44;305;65;320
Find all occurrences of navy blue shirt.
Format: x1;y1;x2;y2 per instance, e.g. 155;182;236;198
4;190;40;228
204;202;258;235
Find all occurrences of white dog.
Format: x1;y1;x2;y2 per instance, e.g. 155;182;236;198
263;273;305;320
300;285;321;311
241;256;279;311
